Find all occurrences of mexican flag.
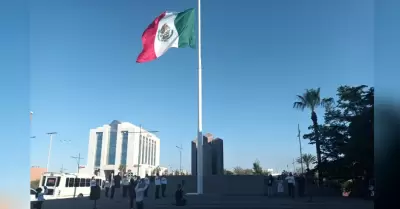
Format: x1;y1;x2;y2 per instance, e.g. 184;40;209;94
136;8;196;63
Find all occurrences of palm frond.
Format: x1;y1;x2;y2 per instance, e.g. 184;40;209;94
293;95;307;110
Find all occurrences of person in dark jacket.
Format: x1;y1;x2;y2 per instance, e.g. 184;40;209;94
175;184;186;206
305;169;315;202
297;174;306;197
128;178;138;209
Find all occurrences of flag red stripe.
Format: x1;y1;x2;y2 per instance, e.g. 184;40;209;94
136;12;167;63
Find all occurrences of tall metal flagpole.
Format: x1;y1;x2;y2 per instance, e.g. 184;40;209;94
196;0;204;195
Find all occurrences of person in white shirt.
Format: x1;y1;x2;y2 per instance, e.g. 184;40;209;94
135;179;149;209
122;174;130;198
276;176;284;194
285;172;296;198
154;174;161;199
90;176;97;187
144;174;150;197
104;179;111;197
161;175;167;197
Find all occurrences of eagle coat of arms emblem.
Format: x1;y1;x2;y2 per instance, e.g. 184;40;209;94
157;23;174;42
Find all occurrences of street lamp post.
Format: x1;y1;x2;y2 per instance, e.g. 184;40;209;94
71;153;84;198
176;144;183;175
297;124;304;174
126;125;159;177
46;132;57;172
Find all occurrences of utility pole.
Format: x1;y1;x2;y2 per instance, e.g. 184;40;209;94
60;164;67;173
46;132;57;172
292;159;296;173
71;153;83;198
298;124;304;174
71;153;83;174
176;144;183;175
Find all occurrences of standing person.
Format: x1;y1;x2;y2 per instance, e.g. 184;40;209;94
161;175;167;197
277;176;284;194
174;184;187;206
122;174;130;198
267;174;274;197
285;172;296;198
90;176;97;187
110;172;122;200
34;186;47;209
144;174;150;197
305;169;315;202
128;178;138;209
104;179;110;197
154;174;161;199
298;174;306;197
135;179;149;209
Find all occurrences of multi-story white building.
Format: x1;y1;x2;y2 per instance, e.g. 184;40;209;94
85;120;160;178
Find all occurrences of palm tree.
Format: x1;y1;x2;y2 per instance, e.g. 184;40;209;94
293;88;333;179
297;153;317;170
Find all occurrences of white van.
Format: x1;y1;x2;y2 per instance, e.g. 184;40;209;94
39;172;104;199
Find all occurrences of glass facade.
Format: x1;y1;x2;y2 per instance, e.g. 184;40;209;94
141;136;145;164
148;138;151;164
150;141;155;166
138;136;142;165
144;138;148;164
153;141;156;165
120;131;128;165
94;132;103;167
153;141;157;165
107;121;120;165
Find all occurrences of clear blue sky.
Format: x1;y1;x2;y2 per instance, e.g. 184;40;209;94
25;0;375;174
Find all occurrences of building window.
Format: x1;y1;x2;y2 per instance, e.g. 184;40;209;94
153;141;157;165
153;141;156;165
95;132;103;167
138;136;142;165
121;131;128;165
141;136;145;164
150;140;155;166
144;138;148;164
149;141;153;166
108;131;117;165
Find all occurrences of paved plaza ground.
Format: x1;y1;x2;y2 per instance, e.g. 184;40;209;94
36;195;373;209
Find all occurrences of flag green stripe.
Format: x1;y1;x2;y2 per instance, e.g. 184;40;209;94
174;8;196;48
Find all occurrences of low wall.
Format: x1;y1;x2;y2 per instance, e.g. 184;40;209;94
154;175;341;197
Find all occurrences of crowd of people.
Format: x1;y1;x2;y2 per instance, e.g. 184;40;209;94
265;169;316;201
94;171;186;209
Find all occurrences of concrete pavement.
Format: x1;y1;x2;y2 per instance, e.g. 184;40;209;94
36;195;373;209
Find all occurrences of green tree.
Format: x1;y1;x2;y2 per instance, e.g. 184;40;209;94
118;164;127;174
30;179;40;189
296;153;317;170
233;166;253;175
302;85;374;179
224;169;234;175
252;159;263;175
152;166;161;176
293;88;334;180
262;170;271;175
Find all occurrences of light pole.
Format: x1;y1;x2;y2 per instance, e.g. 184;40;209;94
176;144;183;175
71;153;84;198
297;124;304;174
46;132;57;172
126;125;159;177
